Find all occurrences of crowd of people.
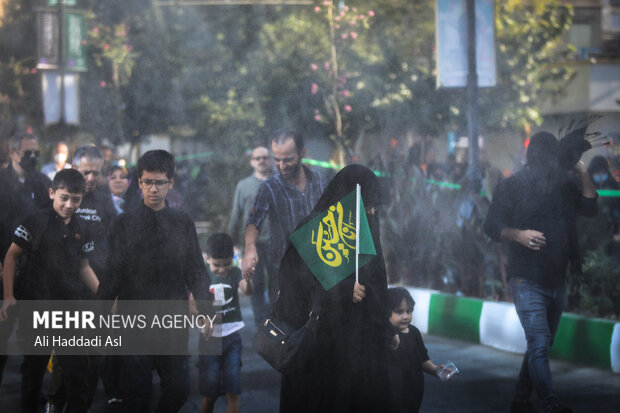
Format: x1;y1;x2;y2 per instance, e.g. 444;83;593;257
0;125;616;413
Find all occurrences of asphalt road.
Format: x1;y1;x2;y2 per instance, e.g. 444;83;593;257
1;294;619;412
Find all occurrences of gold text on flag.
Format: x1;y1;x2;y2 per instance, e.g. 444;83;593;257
312;201;356;267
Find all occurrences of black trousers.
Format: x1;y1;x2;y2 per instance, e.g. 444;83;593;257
118;355;190;413
20;354;49;413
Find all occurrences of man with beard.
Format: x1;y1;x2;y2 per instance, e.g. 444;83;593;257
228;146;274;327
0;132;51;387
484;132;597;413
241;129;326;292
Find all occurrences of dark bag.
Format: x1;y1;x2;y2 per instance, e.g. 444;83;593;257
253;306;319;373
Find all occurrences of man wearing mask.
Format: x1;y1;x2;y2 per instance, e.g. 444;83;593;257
0;132;51;387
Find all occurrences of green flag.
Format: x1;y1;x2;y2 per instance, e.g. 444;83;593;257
289;189;376;290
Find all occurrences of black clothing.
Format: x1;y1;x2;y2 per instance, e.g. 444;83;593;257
117;355;190;412
11;208;93;413
484;168;597;287
98;202;210;301
75;186;117;280
97;201;210;413
388;326;429;413
12;208;92;300
20;354;49;413
0;165;50;380
274;165;392;413
117;186;142;214
0;164;51;262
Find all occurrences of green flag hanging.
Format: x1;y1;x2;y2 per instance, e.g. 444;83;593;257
289;188;376;290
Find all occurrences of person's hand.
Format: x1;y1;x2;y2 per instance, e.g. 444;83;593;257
200;318;214;341
517;229;546;251
352;282;366;303
188;296;198;317
242;249;257;279
390;334;400;350
572;160;588;175
0;297;16;321
435;364;458;382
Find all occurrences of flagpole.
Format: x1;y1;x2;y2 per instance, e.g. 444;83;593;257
355;183;360;284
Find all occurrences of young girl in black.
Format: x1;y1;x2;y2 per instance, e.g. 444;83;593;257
387;287;455;412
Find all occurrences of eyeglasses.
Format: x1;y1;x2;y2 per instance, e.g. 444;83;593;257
139;179;170;189
252;156;270;161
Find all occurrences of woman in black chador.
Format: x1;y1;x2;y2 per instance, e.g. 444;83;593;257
273;165;395;413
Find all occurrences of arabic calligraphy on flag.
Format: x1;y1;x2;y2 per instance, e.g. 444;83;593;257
289;189;376;290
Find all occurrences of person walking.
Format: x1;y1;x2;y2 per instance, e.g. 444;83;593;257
98;150;212;412
0;132;51;388
274;165;395;413
241;129;326;294
484;131;597;413
228;146;273;326
72;146;118;280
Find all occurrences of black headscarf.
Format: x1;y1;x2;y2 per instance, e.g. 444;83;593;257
310;164;384;214
296;164;385;269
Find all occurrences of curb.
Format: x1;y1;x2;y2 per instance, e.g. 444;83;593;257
401;287;620;373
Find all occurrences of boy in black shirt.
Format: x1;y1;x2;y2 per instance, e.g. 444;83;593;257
0;169;99;413
98;149;211;412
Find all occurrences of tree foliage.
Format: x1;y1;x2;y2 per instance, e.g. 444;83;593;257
0;0;576;156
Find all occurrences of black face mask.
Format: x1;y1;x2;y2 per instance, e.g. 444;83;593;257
19;150;40;172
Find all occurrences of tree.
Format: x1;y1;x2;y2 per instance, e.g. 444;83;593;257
0;0;41;136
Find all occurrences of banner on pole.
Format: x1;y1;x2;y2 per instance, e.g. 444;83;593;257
435;0;496;88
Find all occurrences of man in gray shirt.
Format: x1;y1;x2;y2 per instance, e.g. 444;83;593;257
228;146;273;327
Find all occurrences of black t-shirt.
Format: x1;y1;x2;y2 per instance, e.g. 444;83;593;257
388;325;429;413
0;165;51;262
484;168;597;286
12;208;93;300
75;186;117;279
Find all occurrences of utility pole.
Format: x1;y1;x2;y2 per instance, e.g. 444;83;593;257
466;0;481;193
58;0;66;131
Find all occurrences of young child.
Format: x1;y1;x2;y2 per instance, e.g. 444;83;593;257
387;287;455;413
0;168;99;413
199;232;253;413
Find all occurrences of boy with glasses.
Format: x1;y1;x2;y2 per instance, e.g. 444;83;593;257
98;149;212;412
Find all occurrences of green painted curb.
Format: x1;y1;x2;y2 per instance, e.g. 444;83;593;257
428;294;483;343
550;313;615;370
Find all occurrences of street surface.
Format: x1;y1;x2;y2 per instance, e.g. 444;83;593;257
1;293;619;412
